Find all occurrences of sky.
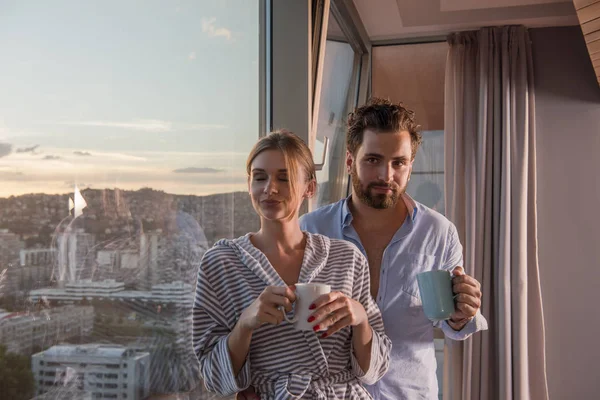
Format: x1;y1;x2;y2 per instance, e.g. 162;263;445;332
0;0;260;197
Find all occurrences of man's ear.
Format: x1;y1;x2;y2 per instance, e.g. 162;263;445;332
345;150;354;174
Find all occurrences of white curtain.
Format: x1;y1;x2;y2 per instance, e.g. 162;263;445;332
444;26;549;400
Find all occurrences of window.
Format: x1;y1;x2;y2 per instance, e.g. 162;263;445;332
310;8;362;210
372;42;448;215
0;1;264;399
372;41;448;400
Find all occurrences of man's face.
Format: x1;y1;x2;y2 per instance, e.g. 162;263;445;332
347;129;414;209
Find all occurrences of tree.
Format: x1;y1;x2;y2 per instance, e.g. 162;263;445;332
0;345;34;400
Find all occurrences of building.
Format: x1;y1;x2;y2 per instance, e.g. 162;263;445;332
1;263;54;295
57;229;95;283
149;281;193;304
139;231;162;290
0;229;25;268
29;280;193;305
32;344;150;400
20;248;58;267
0;305;94;355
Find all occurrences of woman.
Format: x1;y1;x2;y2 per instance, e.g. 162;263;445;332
193;130;390;399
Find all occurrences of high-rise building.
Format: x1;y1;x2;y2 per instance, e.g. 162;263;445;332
57;229;95;283
32;344;150;400
139;231;162;290
0;229;24;268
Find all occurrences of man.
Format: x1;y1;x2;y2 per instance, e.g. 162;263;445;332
299;98;488;399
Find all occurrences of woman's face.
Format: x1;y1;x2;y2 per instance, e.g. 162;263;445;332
248;149;312;221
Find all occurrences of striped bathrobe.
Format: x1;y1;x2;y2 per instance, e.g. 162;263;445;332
193;232;391;399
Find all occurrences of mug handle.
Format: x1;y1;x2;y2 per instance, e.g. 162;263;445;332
279;293;299;323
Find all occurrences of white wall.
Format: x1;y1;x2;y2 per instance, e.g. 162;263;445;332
531;26;600;400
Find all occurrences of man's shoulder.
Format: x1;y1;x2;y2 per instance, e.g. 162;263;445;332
299;199;344;232
414;202;457;234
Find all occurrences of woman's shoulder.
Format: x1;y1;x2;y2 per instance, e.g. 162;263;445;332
201;235;247;267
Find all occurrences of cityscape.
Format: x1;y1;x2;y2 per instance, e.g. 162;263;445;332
0;187;259;400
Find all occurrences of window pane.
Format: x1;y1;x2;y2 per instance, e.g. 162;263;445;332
372;43;448;215
310;12;357;210
0;1;261;399
406;130;445;215
372;42;447;400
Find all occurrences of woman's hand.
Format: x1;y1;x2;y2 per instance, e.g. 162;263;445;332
307;291;368;338
238;285;297;332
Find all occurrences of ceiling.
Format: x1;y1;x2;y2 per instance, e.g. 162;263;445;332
572;0;600;85
351;0;579;41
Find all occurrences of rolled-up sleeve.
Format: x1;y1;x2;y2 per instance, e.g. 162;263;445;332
193;251;251;396
350;249;392;385
439;310;489;340
439;224;489;340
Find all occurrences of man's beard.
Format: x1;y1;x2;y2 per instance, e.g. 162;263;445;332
350;165;404;209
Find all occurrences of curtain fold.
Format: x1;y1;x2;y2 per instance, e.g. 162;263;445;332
444;26;549;400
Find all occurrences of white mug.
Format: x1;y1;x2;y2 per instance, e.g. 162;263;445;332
280;283;331;331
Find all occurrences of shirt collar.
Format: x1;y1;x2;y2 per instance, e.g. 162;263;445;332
341;193;418;227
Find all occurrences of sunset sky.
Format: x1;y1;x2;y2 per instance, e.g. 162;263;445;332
0;0;259;197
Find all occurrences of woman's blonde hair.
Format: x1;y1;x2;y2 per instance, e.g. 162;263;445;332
246;130;316;218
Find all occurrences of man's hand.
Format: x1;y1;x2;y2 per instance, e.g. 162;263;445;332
236;386;259;400
449;266;482;331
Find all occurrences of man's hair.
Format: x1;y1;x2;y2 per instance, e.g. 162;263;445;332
347;97;422;159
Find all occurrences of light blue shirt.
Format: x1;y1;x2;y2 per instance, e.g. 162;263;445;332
300;194;488;400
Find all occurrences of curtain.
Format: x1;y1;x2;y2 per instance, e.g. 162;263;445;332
444;26;549;400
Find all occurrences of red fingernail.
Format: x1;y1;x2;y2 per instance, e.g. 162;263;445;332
313;325;320;332
307;316;315;323
321;333;328;338
309;304;316;310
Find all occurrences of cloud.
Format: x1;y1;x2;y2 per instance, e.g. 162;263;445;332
16;145;39;154
185;123;227;130
188;51;196;60
0;171;23;178
43;155;61;160
60;119;172;132
0;143;11;158
173;167;223;174
74;151;92;156
64;181;91;188
202;17;232;41
56;120;227;133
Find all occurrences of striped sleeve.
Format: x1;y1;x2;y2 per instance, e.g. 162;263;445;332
192;248;251;396
349;247;392;385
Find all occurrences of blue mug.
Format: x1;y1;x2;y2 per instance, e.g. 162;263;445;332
416;270;455;321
